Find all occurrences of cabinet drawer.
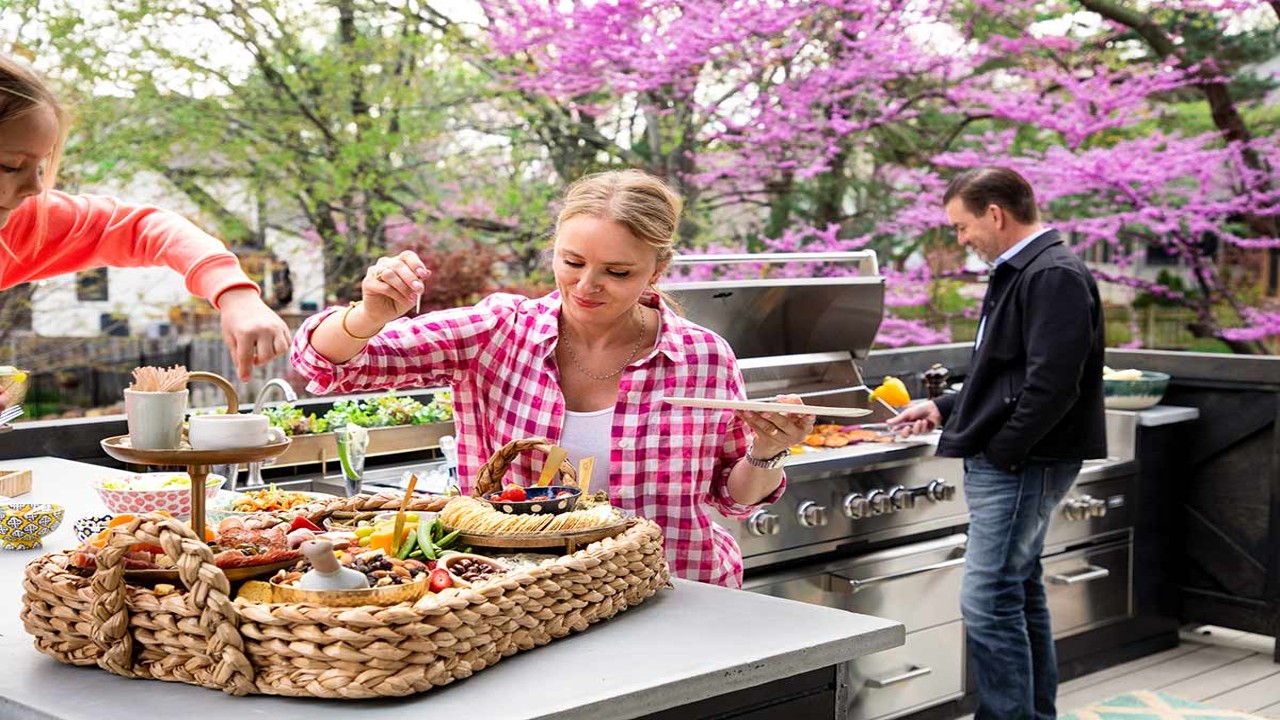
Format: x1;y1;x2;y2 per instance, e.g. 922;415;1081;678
1044;476;1133;551
847;621;965;720
1046;540;1132;639
749;536;966;633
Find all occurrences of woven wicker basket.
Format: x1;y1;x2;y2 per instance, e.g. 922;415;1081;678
20;442;670;699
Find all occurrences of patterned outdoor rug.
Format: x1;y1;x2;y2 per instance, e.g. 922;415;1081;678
1063;691;1272;719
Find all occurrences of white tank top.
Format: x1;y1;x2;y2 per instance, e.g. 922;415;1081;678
560;406;613;489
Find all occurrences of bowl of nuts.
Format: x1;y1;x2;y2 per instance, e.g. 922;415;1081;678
441;552;508;588
270;550;431;606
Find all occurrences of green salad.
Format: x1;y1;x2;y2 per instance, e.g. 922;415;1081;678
99;473;221;491
262;391;453;436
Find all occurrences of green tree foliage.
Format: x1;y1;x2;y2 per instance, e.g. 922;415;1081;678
6;0;551;296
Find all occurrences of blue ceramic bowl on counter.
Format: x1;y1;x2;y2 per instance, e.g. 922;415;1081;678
0;503;65;550
73;514;117;543
1103;371;1171;410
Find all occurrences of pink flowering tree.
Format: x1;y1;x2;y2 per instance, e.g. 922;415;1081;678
479;0;1279;351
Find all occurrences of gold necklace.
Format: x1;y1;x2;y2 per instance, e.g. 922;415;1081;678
560;308;647;381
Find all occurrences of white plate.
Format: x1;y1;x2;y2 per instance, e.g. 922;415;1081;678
662;397;872;418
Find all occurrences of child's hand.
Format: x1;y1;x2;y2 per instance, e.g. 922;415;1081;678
217;288;291;381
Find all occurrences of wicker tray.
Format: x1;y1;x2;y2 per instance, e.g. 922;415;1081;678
21;490;670;698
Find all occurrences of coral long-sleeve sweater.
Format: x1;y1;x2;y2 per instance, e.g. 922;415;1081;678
0;190;257;307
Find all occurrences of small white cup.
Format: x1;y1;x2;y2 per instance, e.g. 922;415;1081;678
188;413;286;451
125;389;189;450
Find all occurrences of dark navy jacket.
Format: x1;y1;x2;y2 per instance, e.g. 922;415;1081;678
934;230;1106;471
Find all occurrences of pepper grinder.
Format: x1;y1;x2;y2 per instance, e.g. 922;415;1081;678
298;539;370;591
923;363;951;400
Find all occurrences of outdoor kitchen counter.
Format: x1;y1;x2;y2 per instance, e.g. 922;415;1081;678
0;456;904;720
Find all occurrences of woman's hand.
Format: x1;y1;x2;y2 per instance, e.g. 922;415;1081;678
217;288;291;382
735;394;816;459
360;251;432;326
0;388;9;412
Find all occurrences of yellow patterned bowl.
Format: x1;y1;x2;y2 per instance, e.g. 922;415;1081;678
0;367;29;407
0;503;64;550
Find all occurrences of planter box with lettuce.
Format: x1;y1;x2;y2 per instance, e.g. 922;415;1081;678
262;392;455;469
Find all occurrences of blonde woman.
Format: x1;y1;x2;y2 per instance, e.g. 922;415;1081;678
0;54;288;398
291;169;814;588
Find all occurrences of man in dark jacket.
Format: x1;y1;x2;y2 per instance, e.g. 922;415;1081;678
891;166;1106;720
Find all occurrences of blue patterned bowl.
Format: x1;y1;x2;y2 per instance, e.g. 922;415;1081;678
1103;371;1171;410
483;485;581;515
73;514;117;543
0;503;65;550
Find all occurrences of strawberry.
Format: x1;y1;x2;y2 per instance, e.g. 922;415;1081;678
501;485;527;502
429;567;453;592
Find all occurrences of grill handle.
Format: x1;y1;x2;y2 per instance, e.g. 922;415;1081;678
669;251;880;277
835;557;966;595
1046;565;1110;585
866;665;933;688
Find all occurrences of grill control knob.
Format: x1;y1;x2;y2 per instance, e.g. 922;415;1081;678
1084;496;1108;518
889;486;916;511
746;509;781;536
796;501;829;527
867;490;892;516
842;493;869;520
927;480;957;502
1062;495;1108;522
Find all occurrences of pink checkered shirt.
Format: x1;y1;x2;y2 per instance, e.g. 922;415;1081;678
291;292;785;587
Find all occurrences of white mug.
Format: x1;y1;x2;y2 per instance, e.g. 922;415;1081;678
188;413;286;451
125;389;188;450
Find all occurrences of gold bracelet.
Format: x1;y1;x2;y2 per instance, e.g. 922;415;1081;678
340;301;381;340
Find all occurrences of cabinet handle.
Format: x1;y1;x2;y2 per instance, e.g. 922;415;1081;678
866;665;933;688
1047;565;1110;585
838;557;966;595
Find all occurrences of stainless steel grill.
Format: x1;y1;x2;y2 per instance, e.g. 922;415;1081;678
664;253;1139;720
664;253;968;565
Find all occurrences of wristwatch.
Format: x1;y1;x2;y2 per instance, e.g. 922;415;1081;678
746;447;791;470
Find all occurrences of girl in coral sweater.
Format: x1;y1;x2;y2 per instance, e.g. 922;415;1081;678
0;55;289;407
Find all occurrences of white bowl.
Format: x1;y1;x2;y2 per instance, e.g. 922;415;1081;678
91;472;226;518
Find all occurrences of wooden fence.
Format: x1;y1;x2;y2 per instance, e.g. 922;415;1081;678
5;335;300;418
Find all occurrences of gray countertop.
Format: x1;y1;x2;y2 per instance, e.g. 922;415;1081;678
0;456;903;720
1129;405;1200;427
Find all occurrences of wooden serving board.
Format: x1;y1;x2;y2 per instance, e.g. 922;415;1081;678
68;556;296;585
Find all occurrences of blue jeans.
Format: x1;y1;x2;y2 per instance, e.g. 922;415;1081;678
963;455;1082;720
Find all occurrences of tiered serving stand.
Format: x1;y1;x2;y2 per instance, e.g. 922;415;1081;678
99;436;292;542
98;371;291;542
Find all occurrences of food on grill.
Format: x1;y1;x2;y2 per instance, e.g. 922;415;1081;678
800;424;896;450
440;496;623;535
870;376;910;407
